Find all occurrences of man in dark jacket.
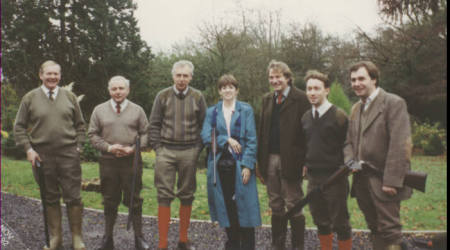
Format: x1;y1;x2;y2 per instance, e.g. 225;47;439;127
256;60;309;250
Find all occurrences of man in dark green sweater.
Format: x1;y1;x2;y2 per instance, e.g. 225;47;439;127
14;60;86;250
148;60;207;250
301;70;352;250
88;76;150;250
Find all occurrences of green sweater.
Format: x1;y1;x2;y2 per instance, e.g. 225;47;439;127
88;100;149;157
14;87;86;151
149;86;207;150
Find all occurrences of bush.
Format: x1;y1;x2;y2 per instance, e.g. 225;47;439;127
412;121;447;156
81;138;100;162
141;150;156;169
328;81;352;114
1;131;26;159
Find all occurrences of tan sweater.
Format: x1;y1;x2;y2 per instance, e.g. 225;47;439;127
14;87;86;151
88;100;149;157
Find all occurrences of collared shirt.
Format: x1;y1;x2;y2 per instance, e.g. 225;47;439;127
222;100;236;137
361;87;380;112
110;99;129;113
173;85;189;96
312;99;332;118
41;85;59;99
274;86;291;103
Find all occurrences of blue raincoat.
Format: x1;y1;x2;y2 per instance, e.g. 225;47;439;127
201;101;261;228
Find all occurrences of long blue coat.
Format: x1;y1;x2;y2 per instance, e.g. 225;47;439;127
201;101;262;228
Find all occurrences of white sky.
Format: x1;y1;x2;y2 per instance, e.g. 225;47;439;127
134;0;383;52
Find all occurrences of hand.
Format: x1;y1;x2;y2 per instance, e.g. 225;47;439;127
27;149;42;167
121;146;135;156
242;167;251;185
382;185;397;196
109;144;127;157
227;138;241;154
302;166;308;177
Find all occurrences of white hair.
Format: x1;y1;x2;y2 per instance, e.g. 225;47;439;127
171;60;194;76
108;75;130;89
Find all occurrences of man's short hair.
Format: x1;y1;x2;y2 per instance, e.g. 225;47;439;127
108;75;130;89
217;74;239;90
349;61;380;85
171;60;194;76
304;70;330;88
267;60;294;85
39;60;61;74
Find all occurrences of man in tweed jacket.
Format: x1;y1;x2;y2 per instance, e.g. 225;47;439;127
344;61;413;250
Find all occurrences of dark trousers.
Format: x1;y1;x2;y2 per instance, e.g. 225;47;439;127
219;150;255;250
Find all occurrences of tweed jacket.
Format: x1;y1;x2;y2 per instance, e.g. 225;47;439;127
257;86;310;181
343;88;413;201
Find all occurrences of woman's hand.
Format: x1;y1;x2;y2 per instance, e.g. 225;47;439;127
242;167;251;185
227;138;241;154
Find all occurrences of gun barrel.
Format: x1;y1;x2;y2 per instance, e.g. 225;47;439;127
36;161;50;248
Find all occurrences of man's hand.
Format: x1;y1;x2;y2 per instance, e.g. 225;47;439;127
227;138;241;154
121;146;135;156
382;185;397;196
109;144;128;157
27;149;42;167
242;167;250;185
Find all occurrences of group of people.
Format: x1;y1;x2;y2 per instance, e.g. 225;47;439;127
14;58;413;250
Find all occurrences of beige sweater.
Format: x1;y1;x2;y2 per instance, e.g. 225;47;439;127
14;87;86;151
88;100;149;157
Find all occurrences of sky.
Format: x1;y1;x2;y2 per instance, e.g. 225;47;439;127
134;0;384;52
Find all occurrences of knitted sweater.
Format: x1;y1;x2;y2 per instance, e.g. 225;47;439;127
301;105;348;174
14;87;86;151
148;86;207;149
88;100;149;157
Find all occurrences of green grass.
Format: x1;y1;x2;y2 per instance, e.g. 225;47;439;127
1;154;446;230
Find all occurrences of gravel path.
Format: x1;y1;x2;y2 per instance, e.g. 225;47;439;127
1;192;440;250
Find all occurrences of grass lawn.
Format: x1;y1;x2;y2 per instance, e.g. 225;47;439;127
1;154;446;230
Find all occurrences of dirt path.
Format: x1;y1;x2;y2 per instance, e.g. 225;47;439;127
1;192;437;249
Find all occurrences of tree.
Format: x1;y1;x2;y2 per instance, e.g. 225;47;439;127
1;0;154;119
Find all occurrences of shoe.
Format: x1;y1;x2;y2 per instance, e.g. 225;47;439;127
67;204;86;250
42;203;63;250
177;241;196;250
135;236;150;250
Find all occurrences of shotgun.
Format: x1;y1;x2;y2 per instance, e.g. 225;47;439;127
127;136;141;231
361;162;427;192
284;160;361;219
36;160;50;248
212;127;217;186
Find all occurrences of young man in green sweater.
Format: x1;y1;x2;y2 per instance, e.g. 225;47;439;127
148;60;207;250
14;60;87;250
88;76;150;250
301;70;352;250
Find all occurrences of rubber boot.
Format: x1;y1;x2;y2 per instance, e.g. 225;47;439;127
290;215;305;250
318;234;333;250
67;204;86;250
97;207;117;250
133;206;150;250
43;203;63;250
271;215;287;250
225;227;240;250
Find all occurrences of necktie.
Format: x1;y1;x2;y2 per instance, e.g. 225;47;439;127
49;90;54;101
178;92;185;100
116;103;121;114
277;94;283;104
315;110;320;120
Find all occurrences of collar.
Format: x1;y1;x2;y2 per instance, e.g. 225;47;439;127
173;85;189;95
361;87;380;111
41;85;59;98
222;99;236;113
274;86;291;98
312;99;332;118
110;99;129;111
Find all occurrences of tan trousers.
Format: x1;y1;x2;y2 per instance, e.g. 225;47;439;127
154;146;201;206
266;154;304;216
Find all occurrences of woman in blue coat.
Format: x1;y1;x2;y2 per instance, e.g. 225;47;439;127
201;74;261;250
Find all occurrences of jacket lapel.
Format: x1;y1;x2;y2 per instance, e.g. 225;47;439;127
280;89;294;113
230;101;241;130
362;89;386;134
216;101;227;131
